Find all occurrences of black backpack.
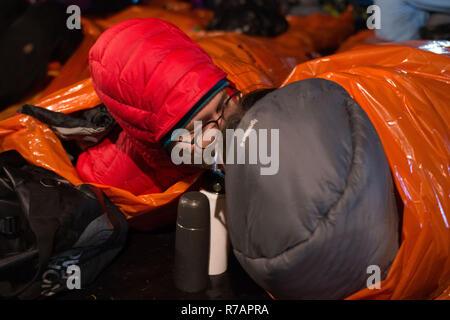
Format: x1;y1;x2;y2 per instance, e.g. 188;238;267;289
0;1;83;109
206;0;289;37
0;150;128;299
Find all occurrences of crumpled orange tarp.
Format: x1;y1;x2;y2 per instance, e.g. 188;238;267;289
37;4;354;98
283;41;450;300
337;29;450;58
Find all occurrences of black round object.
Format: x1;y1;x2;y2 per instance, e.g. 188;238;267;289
173;192;211;293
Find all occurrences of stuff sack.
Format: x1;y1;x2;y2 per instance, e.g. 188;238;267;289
225;79;400;299
0;150;128;299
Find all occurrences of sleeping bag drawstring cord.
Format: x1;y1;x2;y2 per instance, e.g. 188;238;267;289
212;152;225;178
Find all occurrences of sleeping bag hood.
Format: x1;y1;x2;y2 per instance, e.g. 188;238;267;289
88;18;227;145
225;78;400;299
76;18;227;195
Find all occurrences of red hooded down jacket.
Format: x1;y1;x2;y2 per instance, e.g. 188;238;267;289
76;18;227;195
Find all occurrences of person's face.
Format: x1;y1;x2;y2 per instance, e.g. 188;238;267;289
167;87;242;170
184;87;241;133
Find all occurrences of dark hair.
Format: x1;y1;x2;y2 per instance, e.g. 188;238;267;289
223;88;276;131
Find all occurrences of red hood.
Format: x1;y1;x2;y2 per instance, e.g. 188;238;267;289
88;18;227;144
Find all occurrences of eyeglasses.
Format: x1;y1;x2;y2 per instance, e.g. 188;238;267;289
178;87;242;149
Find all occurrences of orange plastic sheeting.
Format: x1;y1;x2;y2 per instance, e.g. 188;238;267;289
283;43;450;300
338;30;450;58
36;78;100;114
190;9;354;92
286;7;354;52
0;78;202;221
337;29;384;52
94;5;212;35
194;32;306;93
39;4;354;97
436;285;450;300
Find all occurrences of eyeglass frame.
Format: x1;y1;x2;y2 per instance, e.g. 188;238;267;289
177;87;242;149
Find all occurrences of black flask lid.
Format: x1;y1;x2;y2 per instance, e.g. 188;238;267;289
177;191;210;230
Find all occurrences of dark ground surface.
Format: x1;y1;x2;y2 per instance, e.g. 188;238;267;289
54;225;269;300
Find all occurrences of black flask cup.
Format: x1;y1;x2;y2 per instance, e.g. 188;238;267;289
173;191;210;293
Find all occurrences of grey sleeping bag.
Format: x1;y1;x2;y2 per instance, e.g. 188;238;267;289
225;79;400;299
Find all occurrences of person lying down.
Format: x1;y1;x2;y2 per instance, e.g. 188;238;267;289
77;18;400;299
146;75;400;299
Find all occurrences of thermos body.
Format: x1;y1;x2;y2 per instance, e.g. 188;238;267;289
173;192;210;293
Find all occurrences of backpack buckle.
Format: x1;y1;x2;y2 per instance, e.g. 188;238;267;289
0;216;19;237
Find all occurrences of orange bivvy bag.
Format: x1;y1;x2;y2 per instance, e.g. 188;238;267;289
283;41;450;300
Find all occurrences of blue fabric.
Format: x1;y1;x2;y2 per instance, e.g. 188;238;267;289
375;0;450;41
375;0;429;41
406;0;450;13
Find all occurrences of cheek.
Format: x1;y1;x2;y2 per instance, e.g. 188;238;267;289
225;101;242;118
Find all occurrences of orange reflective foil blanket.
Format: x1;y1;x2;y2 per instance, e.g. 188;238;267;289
282;42;450;300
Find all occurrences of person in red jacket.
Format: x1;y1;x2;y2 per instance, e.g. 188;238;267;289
76;18;242;195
